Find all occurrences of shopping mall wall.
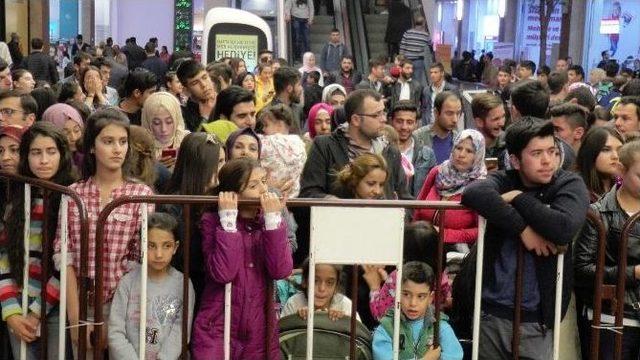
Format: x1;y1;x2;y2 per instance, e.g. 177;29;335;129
110;0;174;51
4;0;28;50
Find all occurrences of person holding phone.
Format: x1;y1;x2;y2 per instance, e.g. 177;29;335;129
471;93;506;172
141;91;190;170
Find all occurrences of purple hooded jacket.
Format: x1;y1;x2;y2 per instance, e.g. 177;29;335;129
191;211;293;360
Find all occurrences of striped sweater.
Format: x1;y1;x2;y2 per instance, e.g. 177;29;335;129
399;28;432;60
0;198;60;321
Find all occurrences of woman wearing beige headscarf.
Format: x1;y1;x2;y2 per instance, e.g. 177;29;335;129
141;91;190;170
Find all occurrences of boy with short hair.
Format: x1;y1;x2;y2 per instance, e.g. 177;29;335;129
108;212;195;360
461;119;588;359
320;28;350;75
372;261;463;360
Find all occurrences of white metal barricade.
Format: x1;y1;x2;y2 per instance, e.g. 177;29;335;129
20;185;31;360
307;206;406;360
18;186;71;360
470;217;565;360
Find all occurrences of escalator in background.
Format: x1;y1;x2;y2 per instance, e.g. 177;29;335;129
348;0;435;68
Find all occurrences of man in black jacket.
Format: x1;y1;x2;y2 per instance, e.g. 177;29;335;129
20;38;58;84
299;88;411;200
141;42;167;88
389;59;423;118
461;119;588;359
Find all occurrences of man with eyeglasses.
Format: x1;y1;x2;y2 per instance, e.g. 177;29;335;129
0;90;37;128
300;88;411;200
414;91;461;165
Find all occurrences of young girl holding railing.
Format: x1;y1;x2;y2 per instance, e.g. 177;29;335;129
191;158;292;360
1;122;75;359
281;259;360;322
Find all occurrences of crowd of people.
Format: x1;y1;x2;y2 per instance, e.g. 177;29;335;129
0;23;640;360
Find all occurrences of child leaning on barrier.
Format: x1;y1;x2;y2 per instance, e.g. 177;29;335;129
1;123;76;359
191;158;293;360
372;262;463;360
108;212;194;360
281;258;360;322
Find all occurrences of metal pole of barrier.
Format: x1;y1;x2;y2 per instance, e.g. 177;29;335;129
138;205;149;360
181;205;191;359
305;248;316;360
224;282;232;360
433;210;446;346
20;184;31;360
349;265;358;360
588;211;607;360
40;191;50;360
393;254;403;360
616;213;640;360
58;196;69;360
512;244;525;359
471;216;486;360
553;253;564;360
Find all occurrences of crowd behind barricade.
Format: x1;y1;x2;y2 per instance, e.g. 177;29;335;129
1;26;640;360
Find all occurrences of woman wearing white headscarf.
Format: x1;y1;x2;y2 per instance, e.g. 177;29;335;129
141;91;191;170
322;83;347;108
299;52;324;86
0;42;13;67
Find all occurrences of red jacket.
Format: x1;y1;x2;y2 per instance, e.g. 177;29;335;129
413;166;479;244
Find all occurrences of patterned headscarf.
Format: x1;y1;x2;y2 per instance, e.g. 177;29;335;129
435;129;487;197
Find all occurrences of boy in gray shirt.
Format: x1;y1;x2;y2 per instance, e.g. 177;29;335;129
109;213;195;360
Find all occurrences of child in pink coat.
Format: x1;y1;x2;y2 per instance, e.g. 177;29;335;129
191;158;293;360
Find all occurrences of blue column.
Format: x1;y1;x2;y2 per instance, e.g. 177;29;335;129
60;0;79;41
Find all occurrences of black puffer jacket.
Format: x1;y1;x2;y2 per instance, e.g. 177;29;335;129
575;185;640;320
299;125;412;200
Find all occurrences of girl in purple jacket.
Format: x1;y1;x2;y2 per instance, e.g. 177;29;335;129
191;158;293;359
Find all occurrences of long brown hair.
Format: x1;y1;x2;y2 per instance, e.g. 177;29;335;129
576;126;624;198
5;122;76;286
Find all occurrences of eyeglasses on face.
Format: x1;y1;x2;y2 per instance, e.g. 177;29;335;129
357;111;387;119
0;108;25;117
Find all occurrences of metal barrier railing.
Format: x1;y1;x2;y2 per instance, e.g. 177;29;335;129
91;197;470;359
0;171;89;360
0;182;575;359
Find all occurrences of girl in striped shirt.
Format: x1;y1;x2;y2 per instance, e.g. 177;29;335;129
0;122;76;359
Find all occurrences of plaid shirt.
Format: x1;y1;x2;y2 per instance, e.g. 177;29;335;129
54;178;154;303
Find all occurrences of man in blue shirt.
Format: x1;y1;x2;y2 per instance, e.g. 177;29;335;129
413;91;461;165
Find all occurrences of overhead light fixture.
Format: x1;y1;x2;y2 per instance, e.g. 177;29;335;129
438;3;442;23
498;0;506;18
456;0;464;21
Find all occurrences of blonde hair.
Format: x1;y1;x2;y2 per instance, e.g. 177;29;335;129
381;125;399;147
335;153;388;195
619;139;640;170
127;126;157;188
141;91;189;156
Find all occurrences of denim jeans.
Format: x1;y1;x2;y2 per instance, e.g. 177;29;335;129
600;325;640;360
411;58;427;88
291;17;310;61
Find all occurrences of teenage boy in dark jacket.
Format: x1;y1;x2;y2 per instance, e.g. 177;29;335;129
461;118;589;359
300;88;412;200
